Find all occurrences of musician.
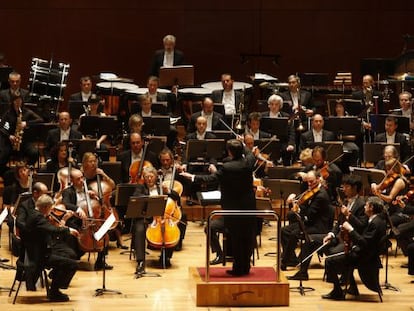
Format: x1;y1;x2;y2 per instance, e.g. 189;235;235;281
69;76;93;102
299;114;336;152
322;197;386;300
146;76;176;114
149;34;185;77
132;166;180;274
393;92;414;130
45;111;83;158
281;170;331;270
23;194;79;302
185;116;217;140
245;112;271;139
117;132;158;183
187;97;224;133
374;145;407;172
81;152;115;190
374;116;410;161
372;158;410;228
2;161;31;211
352;74;384;114
287;175;367;281
280;74;313;116
0;93;42;175
181;139;257;276
211;73;243;116
122;114;145;151
0;71;30;105
333;100;349;117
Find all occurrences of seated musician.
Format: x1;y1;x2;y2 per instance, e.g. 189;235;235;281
299;114;335;152
372;158;410;228
394;91;414;131
287;175;367;281
352;74;384;114
122;113;144;151
146;76;175;115
322;197;386;300
132;166;180;275
262;94;296;165
281;170;331;271
211;73;243;117
187;97;224;134
158;148;187;251
0;93;42;176
374;145;410;175
0;71;31;105
297;146;342;202
69;76;93;102
280;74;314;117
81;152;115;189
45;111;83;158
117;132;158;183
2;161;31;211
374;116;410;162
245;112;271;139
23;194;79;302
61;168;112;270
186;115;216;141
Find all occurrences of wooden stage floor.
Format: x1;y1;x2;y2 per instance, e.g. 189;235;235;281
1;209;414;311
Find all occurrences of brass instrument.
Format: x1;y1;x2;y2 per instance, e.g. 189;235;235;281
13;107;23;151
233;86;246;132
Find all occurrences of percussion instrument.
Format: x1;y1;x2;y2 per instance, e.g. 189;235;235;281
201;81;253;91
96;81;138;115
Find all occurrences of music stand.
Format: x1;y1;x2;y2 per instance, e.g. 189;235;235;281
260;117;289;142
186;139;226;162
209;130;233;141
370;114;410;134
159;65;194;87
33;173;55;192
324;117;362;138
266;166;302;179
254;138;281;163
65;139;97;162
0;67;13;90
101;161;122;185
79;116;118;137
68;100;87;121
151;102;169;115
349;167;385;195
142;116;170;136
307;141;344;162
363;143;400;164
213;103;225;116
146;136;167;156
126;195;167;277
343;99;364;117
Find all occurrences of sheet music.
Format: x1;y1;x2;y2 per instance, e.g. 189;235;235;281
0;208;8;226
201;190;221;200
254;73;278;81
93;213;116;241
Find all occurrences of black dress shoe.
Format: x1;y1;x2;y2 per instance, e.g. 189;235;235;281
322;288;345;300
346;285;360;296
94;263;114;271
210;256;223;265
135;261;145;275
117;243;129;250
48;290;70;302
401;263;409;268
226;269;249;276
287;272;309;281
280;264;287;271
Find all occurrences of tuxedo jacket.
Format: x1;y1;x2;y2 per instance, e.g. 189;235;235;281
280;89;313;112
299;129;336;151
45;127;83;155
332;196;368;236
69;92;90;102
116;149;159;183
374;132;410;161
149;49;185;77
299;187;332;234
187;111;224;133
0;88;30;105
211;90;243;114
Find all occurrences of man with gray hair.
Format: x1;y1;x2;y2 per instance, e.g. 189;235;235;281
150;34;185;77
0;71;30;105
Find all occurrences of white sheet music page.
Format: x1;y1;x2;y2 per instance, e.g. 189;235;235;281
201;190;221;200
0;208;8;226
94;213;116;241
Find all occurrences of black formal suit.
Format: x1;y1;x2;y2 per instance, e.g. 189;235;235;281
22;207;78;291
116;149;158;183
187;111;224;133
325;214;386;292
194;149;256;275
352;89;384;114
69;92;89;102
45;127;83;157
0;88;30;105
280;89;313;112
281;186;332;266
299;129;336;152
149;49;185;77
374;132;410;161
185;131;217;140
211;90;243;114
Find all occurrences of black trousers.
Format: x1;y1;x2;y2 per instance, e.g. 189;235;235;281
46;252;78;290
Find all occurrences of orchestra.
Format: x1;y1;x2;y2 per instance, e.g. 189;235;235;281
3;33;414;307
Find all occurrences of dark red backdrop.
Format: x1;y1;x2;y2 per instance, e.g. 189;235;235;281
1;0;413;101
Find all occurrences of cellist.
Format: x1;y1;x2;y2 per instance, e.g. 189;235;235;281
132;166;181;276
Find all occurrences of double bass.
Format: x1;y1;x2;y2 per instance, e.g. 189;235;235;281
146;164;182;249
129;139;153;184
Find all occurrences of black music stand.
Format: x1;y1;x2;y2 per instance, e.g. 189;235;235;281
324;117;362;139
101;161;122;185
266;166;302;179
254;138;281;163
33;173;55;192
186;139;226;163
343;99;364;117
307;141;344;162
0;67;13;90
151;102;169;115
147;136;167;155
79;116;118;137
363;143;400;164
349;167;385;195
115;184;141;257
209;130;233;141
68;100;87;121
142;116;170;136
126;195;167;278
370;114;410;134
159;65;194;87
65;139;97;162
260;117;289;142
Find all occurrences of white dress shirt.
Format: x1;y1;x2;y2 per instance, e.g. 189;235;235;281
222;90;236;115
163;51;174;67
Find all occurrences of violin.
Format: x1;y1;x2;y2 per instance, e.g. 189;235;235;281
292;183;321;213
377;172;399;191
393;189;414;208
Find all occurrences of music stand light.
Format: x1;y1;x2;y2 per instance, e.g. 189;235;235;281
159;65;194;87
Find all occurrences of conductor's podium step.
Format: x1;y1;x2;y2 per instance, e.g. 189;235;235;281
189;266;289;307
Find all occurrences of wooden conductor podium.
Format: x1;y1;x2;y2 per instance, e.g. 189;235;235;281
189;210;289;307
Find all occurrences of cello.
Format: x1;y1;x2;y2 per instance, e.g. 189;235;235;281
129;139;153;184
146;164;182;249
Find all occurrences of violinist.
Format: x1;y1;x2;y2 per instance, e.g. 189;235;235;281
297;146;342;201
287;175;367;281
322;197;386;300
23;194;79;302
371;158;410;227
132;166;180;275
117;132;158;183
244;133;272;178
281;170;331;271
